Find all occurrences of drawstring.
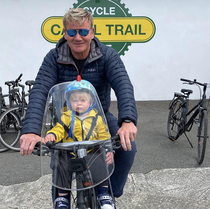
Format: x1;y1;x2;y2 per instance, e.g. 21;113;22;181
68;113;75;138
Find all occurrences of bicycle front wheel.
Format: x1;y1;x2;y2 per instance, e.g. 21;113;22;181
167;97;185;141
197;110;208;165
0;107;24;151
85;187;96;209
0;108;10;152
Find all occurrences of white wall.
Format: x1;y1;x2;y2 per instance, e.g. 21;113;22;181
0;0;210;101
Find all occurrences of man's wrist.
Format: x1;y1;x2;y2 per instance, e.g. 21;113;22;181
123;119;132;123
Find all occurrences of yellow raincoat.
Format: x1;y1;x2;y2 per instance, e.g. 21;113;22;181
47;108;110;143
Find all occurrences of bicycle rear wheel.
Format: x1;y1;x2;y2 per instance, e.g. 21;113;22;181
167;97;185;141
0;107;23;151
197;110;208;165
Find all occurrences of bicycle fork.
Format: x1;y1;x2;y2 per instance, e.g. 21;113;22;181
184;107;204;148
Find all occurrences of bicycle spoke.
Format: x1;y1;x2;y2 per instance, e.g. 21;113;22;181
167;98;185;141
0;109;22;151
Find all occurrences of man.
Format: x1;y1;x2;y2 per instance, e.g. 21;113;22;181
20;8;137;209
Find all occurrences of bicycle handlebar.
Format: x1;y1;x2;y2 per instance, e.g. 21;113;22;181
33;135;121;156
180;78;207;87
15;73;23;85
5;73;23;87
5;74;34;93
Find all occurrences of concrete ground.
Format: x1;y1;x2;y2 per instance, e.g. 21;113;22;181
0;100;210;208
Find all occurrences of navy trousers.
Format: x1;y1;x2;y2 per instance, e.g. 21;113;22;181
105;111;137;198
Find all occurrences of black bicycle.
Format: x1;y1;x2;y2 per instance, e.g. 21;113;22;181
167;78;209;164
0;75;34;152
0;74;24;115
0;74;25;152
33;135;120;209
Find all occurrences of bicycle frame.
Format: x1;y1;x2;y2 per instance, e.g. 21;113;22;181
184;84;207;132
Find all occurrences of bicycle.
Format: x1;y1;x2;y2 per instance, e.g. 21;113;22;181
33;135;120;209
0;74;23;115
167;78;209;165
0;74;24;152
0;75;34;152
32;80;122;209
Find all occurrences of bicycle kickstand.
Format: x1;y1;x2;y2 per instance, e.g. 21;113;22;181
184;133;193;148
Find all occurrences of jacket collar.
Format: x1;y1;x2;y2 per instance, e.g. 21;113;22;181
64;108;98;118
57;36;103;64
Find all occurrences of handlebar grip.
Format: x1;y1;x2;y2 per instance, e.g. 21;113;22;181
111;135;120;142
15;73;23;82
32;142;50;156
46;141;54;148
111;135;121;150
180;78;192;83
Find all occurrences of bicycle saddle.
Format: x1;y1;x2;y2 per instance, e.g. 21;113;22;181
181;89;193;94
25;80;35;86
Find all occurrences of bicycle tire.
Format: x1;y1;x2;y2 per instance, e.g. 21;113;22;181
167;97;185;141
0;107;26;151
197;110;208;165
0;108;10;152
85;187;96;209
74;177;96;209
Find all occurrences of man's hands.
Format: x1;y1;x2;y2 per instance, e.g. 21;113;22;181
117;122;137;151
20;122;137;156
20;133;41;156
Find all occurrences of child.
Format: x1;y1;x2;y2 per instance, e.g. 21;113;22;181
45;80;115;209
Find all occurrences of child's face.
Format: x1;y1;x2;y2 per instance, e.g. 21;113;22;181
70;92;92;114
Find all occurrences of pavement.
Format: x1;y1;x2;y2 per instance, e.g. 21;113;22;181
1;100;210;208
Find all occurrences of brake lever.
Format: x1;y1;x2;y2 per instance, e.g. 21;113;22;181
112;140;121;150
111;135;121;150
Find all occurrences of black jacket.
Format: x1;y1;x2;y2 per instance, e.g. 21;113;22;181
22;36;137;135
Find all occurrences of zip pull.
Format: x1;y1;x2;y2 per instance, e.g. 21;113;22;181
77;75;81;81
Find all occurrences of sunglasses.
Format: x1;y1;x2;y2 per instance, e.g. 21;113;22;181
66;28;91;37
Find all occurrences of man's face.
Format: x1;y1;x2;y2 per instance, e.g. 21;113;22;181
64;20;94;59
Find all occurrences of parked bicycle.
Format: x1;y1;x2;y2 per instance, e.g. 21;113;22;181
167;78;209;165
0;74;34;152
0;74;23;115
0;74;25;152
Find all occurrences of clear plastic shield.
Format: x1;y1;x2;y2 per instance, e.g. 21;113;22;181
40;80;114;191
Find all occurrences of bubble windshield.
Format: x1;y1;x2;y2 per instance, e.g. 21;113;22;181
40;80;114;191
